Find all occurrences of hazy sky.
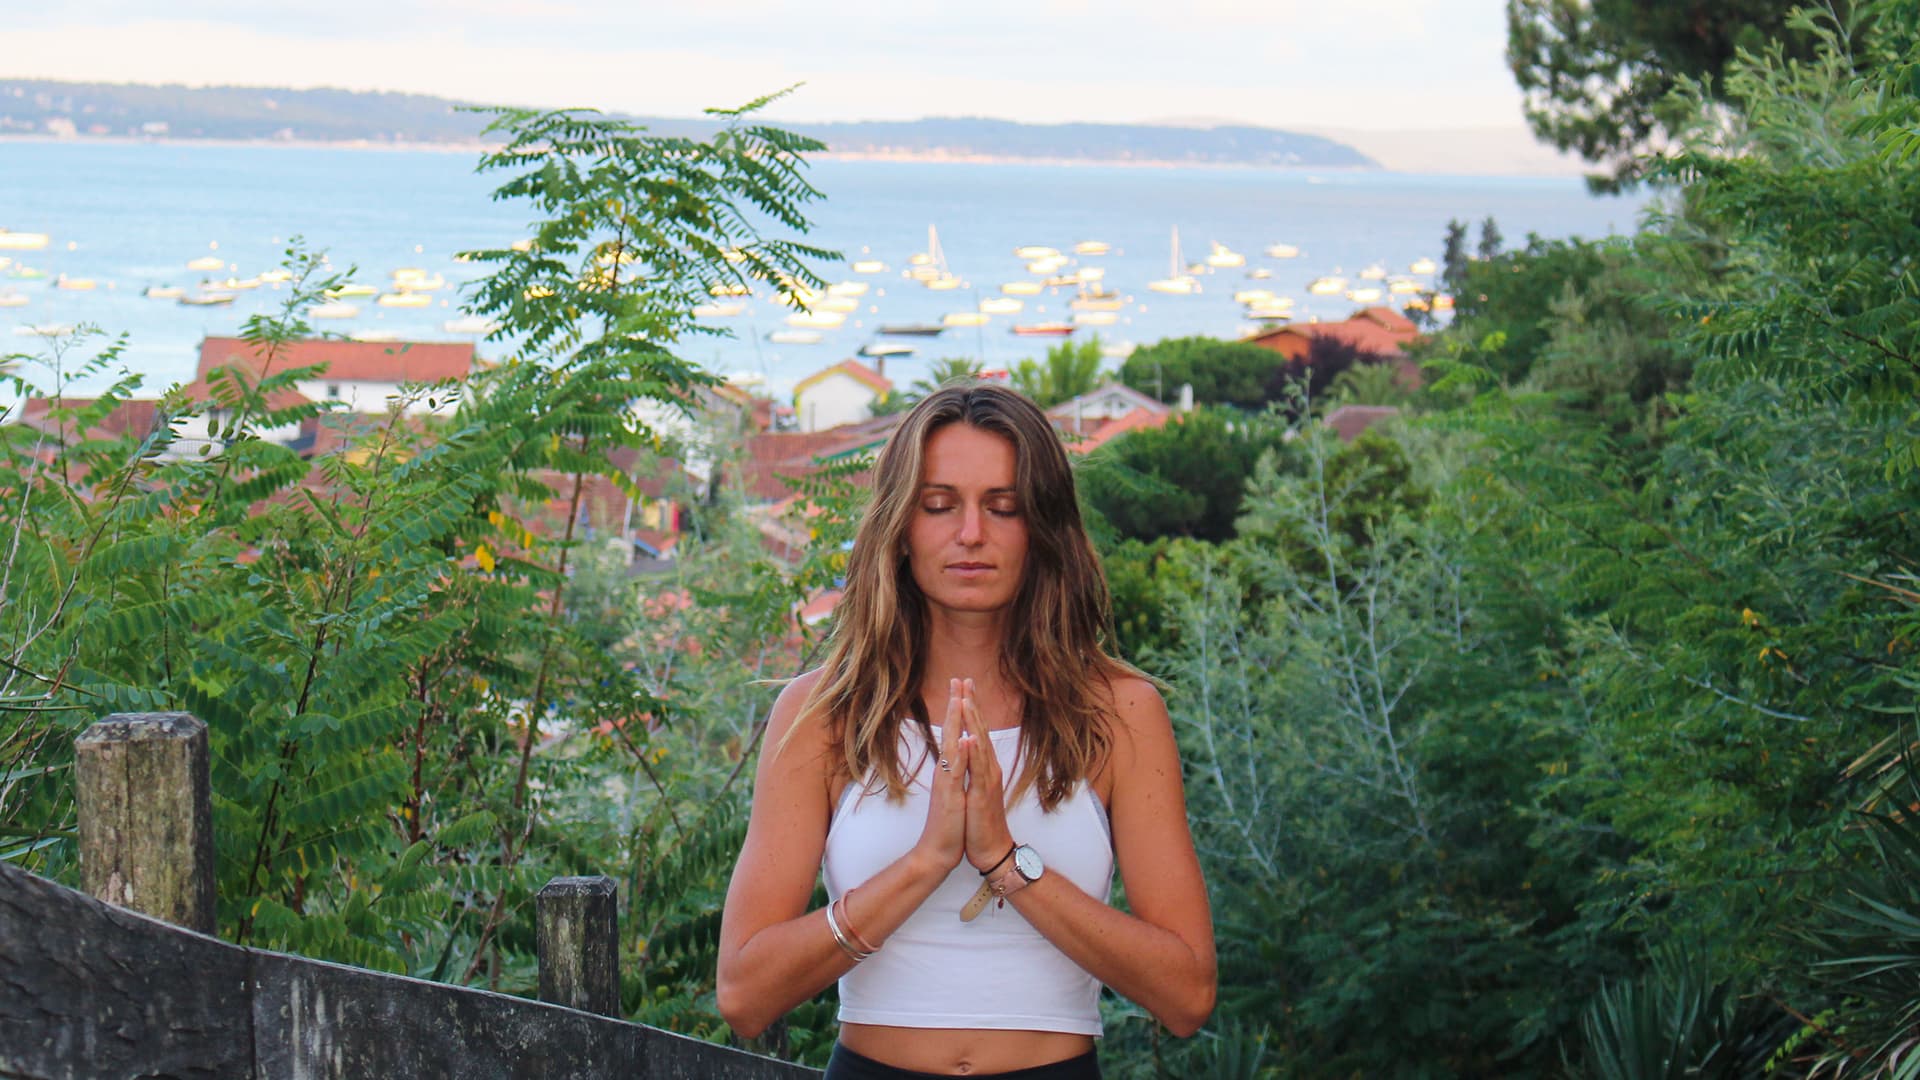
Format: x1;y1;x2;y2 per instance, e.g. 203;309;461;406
9;1;1531;133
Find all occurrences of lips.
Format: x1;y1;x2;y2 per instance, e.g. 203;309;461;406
948;562;994;573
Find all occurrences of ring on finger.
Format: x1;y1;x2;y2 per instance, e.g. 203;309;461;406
938;757;951;772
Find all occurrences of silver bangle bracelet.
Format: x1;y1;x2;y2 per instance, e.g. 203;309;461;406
825;897;871;962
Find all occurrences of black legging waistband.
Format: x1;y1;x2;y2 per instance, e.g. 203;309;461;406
823;1043;1101;1080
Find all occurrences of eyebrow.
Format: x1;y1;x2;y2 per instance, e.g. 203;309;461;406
918;484;1018;495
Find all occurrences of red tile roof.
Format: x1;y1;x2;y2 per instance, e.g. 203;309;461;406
1245;308;1421;360
197;337;480;384
15;396;163;444
1056;405;1171;454
1323;405;1402;443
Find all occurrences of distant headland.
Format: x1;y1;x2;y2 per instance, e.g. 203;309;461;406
0;79;1378;170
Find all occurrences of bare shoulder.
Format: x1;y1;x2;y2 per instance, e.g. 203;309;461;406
1105;672;1173;749
1094;672;1174;801
759;667;841;791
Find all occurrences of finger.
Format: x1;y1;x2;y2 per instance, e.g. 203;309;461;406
939;678;962;779
963;680;996;775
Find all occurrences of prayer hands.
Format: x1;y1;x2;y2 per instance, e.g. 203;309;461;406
915;678;1017;875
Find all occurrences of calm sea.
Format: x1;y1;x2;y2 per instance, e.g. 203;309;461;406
1;140;1651;401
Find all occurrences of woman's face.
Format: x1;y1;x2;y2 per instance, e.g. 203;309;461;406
905;422;1029;616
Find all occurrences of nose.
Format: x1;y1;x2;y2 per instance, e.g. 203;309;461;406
957;502;986;546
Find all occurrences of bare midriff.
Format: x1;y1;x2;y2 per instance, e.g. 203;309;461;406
839;1023;1095;1075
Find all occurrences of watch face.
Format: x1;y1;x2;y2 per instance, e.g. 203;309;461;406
1012;845;1043;881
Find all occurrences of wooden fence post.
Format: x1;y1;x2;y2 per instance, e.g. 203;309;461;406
73;712;216;934
537;875;621;1017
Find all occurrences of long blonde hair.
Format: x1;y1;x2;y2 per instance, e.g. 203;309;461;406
796;383;1136;811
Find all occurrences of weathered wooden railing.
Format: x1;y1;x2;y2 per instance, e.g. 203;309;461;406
0;712;817;1079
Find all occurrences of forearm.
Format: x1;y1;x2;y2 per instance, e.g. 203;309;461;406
1006;875;1215;1036
718;846;950;1037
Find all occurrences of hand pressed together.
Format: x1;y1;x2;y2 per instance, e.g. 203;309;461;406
912;677;1016;875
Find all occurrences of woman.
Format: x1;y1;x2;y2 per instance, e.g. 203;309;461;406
717;383;1214;1079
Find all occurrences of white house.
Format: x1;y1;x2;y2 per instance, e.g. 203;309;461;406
175;336;482;451
1043;381;1171;435
791;359;893;433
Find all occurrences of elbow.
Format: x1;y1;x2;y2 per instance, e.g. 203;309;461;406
715;972;769;1040
1159;980;1216;1038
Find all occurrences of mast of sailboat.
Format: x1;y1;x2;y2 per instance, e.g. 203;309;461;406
1170;226;1181;278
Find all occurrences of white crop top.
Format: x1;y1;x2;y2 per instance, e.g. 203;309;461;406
822;723;1114;1035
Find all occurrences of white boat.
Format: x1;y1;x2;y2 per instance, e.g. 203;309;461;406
309;302;360;319
767;329;823;345
858;341;915;359
1307;276;1347;296
786;310;846;329
443;316;499;334
1071;310;1118;326
0;290;28;308
377;292;431;308
1347;287;1384;303
942;311;990;328
349;330;404;343
0;231;51;251
1233;288;1275;305
1013;245;1060;260
1265;243;1302;259
1206;242;1245;269
925;275;963;291
826;280;870;297
1410;257;1438;275
979;297;1024;315
216;277;262;291
392;269;446;291
1358;265;1388;281
817;296;860;314
1073;240;1111;256
178;292;236;307
143;285;184;300
327;283;378;299
1147;227;1201;295
1043;273;1083;288
1079;266;1106;282
1027;255;1069;275
187;255;226;272
1388;279;1421;295
55;275;97;291
851;259;888;274
1001;280;1044;296
906;222;952;284
692;301;746;318
13;323;74;337
1245;306;1294;322
1070;289;1125;312
1246;267;1273;280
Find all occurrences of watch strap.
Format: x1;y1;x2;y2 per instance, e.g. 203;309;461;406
959;878;996;922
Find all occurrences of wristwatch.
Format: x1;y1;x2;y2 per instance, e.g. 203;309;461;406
987;844;1044;898
960;844;1044;921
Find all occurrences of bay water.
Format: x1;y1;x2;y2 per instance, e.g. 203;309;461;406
2;139;1652;402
